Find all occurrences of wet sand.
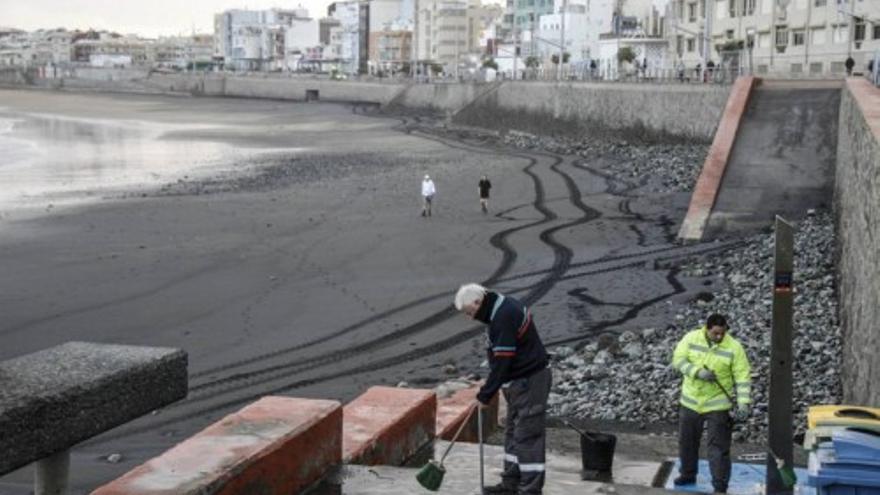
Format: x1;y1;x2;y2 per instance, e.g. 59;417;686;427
0;89;708;493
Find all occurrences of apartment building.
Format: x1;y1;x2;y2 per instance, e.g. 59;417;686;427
668;0;880;76
214;8;318;71
328;0;364;73
417;0;494;74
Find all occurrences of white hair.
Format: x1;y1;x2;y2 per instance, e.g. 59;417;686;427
454;283;487;311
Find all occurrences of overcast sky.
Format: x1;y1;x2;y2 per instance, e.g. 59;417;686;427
1;0;669;38
0;0;336;37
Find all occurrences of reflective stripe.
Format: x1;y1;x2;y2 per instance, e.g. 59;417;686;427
705;397;732;408
504;453;518;463
519;463;546;472
681;393;699;405
711;348;734;360
493;346;517;352
688;343;709;353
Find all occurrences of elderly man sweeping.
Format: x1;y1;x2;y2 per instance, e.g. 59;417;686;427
454;283;551;495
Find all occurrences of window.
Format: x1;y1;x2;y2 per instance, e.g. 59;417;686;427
726;29;734;39
775;27;788;46
688;3;697;21
791;63;802;73
676;35;684;54
687;37;695;51
830;61;844;73
793;29;805;45
833;24;848;43
809;62;823;73
811;27;826;45
874;24;880;40
728;0;736;17
854;18;865;41
757;64;768;74
743;0;755;14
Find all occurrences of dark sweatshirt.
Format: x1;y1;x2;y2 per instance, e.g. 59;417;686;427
474;292;548;404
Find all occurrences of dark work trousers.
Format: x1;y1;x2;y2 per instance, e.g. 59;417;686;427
500;367;552;494
678;405;732;493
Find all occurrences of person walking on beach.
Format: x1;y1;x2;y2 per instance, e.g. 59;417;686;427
479;175;492;214
671;313;752;495
421;174;436;217
454;283;551;494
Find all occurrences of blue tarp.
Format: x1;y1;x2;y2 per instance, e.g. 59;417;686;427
663;459;814;495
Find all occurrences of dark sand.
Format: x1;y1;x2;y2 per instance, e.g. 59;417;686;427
0;89;712;493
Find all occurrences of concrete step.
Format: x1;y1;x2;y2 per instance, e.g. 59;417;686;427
436;383;499;444
91;396;341;495
342;386;436;466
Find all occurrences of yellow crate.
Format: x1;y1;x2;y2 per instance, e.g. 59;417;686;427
807;405;880;429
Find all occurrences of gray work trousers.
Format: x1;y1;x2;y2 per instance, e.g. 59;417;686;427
500;367;552;494
678;405;732;493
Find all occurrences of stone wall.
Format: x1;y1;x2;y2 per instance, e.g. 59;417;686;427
834;79;880;407
452;81;731;143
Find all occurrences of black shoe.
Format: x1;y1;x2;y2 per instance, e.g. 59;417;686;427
483;482;518;494
673;476;696;485
421;211;426;217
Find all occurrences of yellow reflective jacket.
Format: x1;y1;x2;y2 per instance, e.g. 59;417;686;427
672;326;752;413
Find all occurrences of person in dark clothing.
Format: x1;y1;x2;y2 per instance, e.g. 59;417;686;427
479;175;492;214
455;283;551;495
845;56;855;76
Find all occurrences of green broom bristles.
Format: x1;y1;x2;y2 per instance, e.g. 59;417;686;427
416;460;446;491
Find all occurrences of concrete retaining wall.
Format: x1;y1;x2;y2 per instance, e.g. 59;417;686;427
834;79;880;407
452;81;731;142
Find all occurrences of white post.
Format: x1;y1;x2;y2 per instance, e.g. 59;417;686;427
34;450;70;495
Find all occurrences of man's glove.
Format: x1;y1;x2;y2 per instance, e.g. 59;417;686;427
734;406;749;422
696;368;716;381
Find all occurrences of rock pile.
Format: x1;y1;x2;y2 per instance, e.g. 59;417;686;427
548;211;841;443
499;131;708;194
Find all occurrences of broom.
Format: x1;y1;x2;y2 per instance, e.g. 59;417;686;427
416;403;478;491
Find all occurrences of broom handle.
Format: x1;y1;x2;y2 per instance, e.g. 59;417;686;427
439;403;478;465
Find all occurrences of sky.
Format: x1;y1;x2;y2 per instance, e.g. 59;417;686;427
0;0;335;37
1;0;669;38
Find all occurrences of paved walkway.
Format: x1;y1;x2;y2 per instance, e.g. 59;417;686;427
326;441;670;494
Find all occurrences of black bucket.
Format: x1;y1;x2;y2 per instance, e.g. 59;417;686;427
579;431;617;481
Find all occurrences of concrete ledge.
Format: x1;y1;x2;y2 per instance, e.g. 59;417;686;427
343;386;436;465
678;76;758;241
0;342;187;475
845;78;880;139
436;383;498;443
92;396;342;495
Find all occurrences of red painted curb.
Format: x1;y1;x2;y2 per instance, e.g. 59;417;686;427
91;397;342;495
342;386;436;465
678;76;758;241
437;383;499;443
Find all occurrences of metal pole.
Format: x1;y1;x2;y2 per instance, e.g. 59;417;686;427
35;449;70;495
513;15;519;79
557;0;566;80
766;215;795;495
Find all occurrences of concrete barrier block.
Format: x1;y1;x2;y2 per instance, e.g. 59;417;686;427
437;383;498;443
92;396;342;495
0;342;187;475
343;386;436;465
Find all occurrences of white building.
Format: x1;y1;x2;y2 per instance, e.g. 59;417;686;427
286;17;321;70
328;0;362;74
214;7;319;71
667;0;880;77
152;34;214;69
538;0;592;65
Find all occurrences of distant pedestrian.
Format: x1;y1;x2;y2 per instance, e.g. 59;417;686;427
421;174;436;217
677;60;686;82
845;56;855;76
479;175;492;214
706;60;715;80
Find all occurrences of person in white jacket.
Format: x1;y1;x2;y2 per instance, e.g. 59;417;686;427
421;174;436;217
